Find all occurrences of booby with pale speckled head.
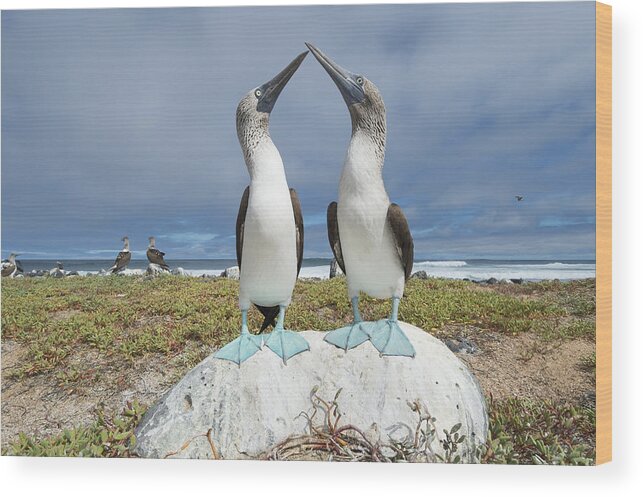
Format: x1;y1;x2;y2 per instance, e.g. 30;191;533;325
306;42;415;357
215;51;309;365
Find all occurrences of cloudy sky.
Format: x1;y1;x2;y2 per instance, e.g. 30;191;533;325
2;2;596;260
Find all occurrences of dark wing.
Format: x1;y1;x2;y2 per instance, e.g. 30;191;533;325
326;202;345;274
236;186;250;269
1;263;15;277
111;251;131;273
290;188;304;277
235;186;277;331
387;203;414;281
147;248;168;268
15;260;24;274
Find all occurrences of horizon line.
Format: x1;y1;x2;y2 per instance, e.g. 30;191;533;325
6;256;598;262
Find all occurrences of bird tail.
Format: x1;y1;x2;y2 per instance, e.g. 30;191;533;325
255;305;280;332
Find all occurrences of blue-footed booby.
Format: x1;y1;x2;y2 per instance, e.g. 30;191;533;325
1;253;20;278
146;236;169;270
109;236;132;274
215;51;309;365
306;43;415;358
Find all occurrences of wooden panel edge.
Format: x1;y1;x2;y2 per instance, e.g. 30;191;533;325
595;0;612;465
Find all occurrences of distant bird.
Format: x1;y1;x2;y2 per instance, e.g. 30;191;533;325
215;51;309;366
1;253;20;278
109;236;132;274
307;43;415;357
146;236;169;270
515;195;524;202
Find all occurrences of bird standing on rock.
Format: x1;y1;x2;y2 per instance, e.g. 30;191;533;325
307;43;415;358
215;51;309;366
146;236;169;270
109;236;132;273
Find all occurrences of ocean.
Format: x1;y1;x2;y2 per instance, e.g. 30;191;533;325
17;259;596;281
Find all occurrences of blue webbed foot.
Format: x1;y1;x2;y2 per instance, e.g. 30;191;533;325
264;326;310;365
214;332;263;365
324;321;374;351
369;319;416;358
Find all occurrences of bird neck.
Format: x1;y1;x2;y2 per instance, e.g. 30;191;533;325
242;132;287;185
237;111;271;166
123;240;130;251
349;104;386;163
341;128;386;193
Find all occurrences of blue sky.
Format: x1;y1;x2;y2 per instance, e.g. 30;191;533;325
1;2;596;260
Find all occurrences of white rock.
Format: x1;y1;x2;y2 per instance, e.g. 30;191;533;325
121;268;145;276
146;263;169;276
134;322;488;461
220;266;240;280
172;267;188;276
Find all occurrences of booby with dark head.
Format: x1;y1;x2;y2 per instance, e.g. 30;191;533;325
146;236;169;270
109;236;132;274
1;253;20;278
215;51;309;365
307;42;415;357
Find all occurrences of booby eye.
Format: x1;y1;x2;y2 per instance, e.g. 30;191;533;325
254;89;262;98
356;76;364;86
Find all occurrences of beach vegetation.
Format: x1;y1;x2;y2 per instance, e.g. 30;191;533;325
3;400;145;457
1;276;595;378
1;275;595;463
3;394;595;465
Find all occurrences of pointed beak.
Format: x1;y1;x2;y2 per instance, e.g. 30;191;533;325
257;51;308;114
305;42;365;107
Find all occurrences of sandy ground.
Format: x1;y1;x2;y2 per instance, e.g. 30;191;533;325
1;326;595;449
450;329;595;403
1;340;179;447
